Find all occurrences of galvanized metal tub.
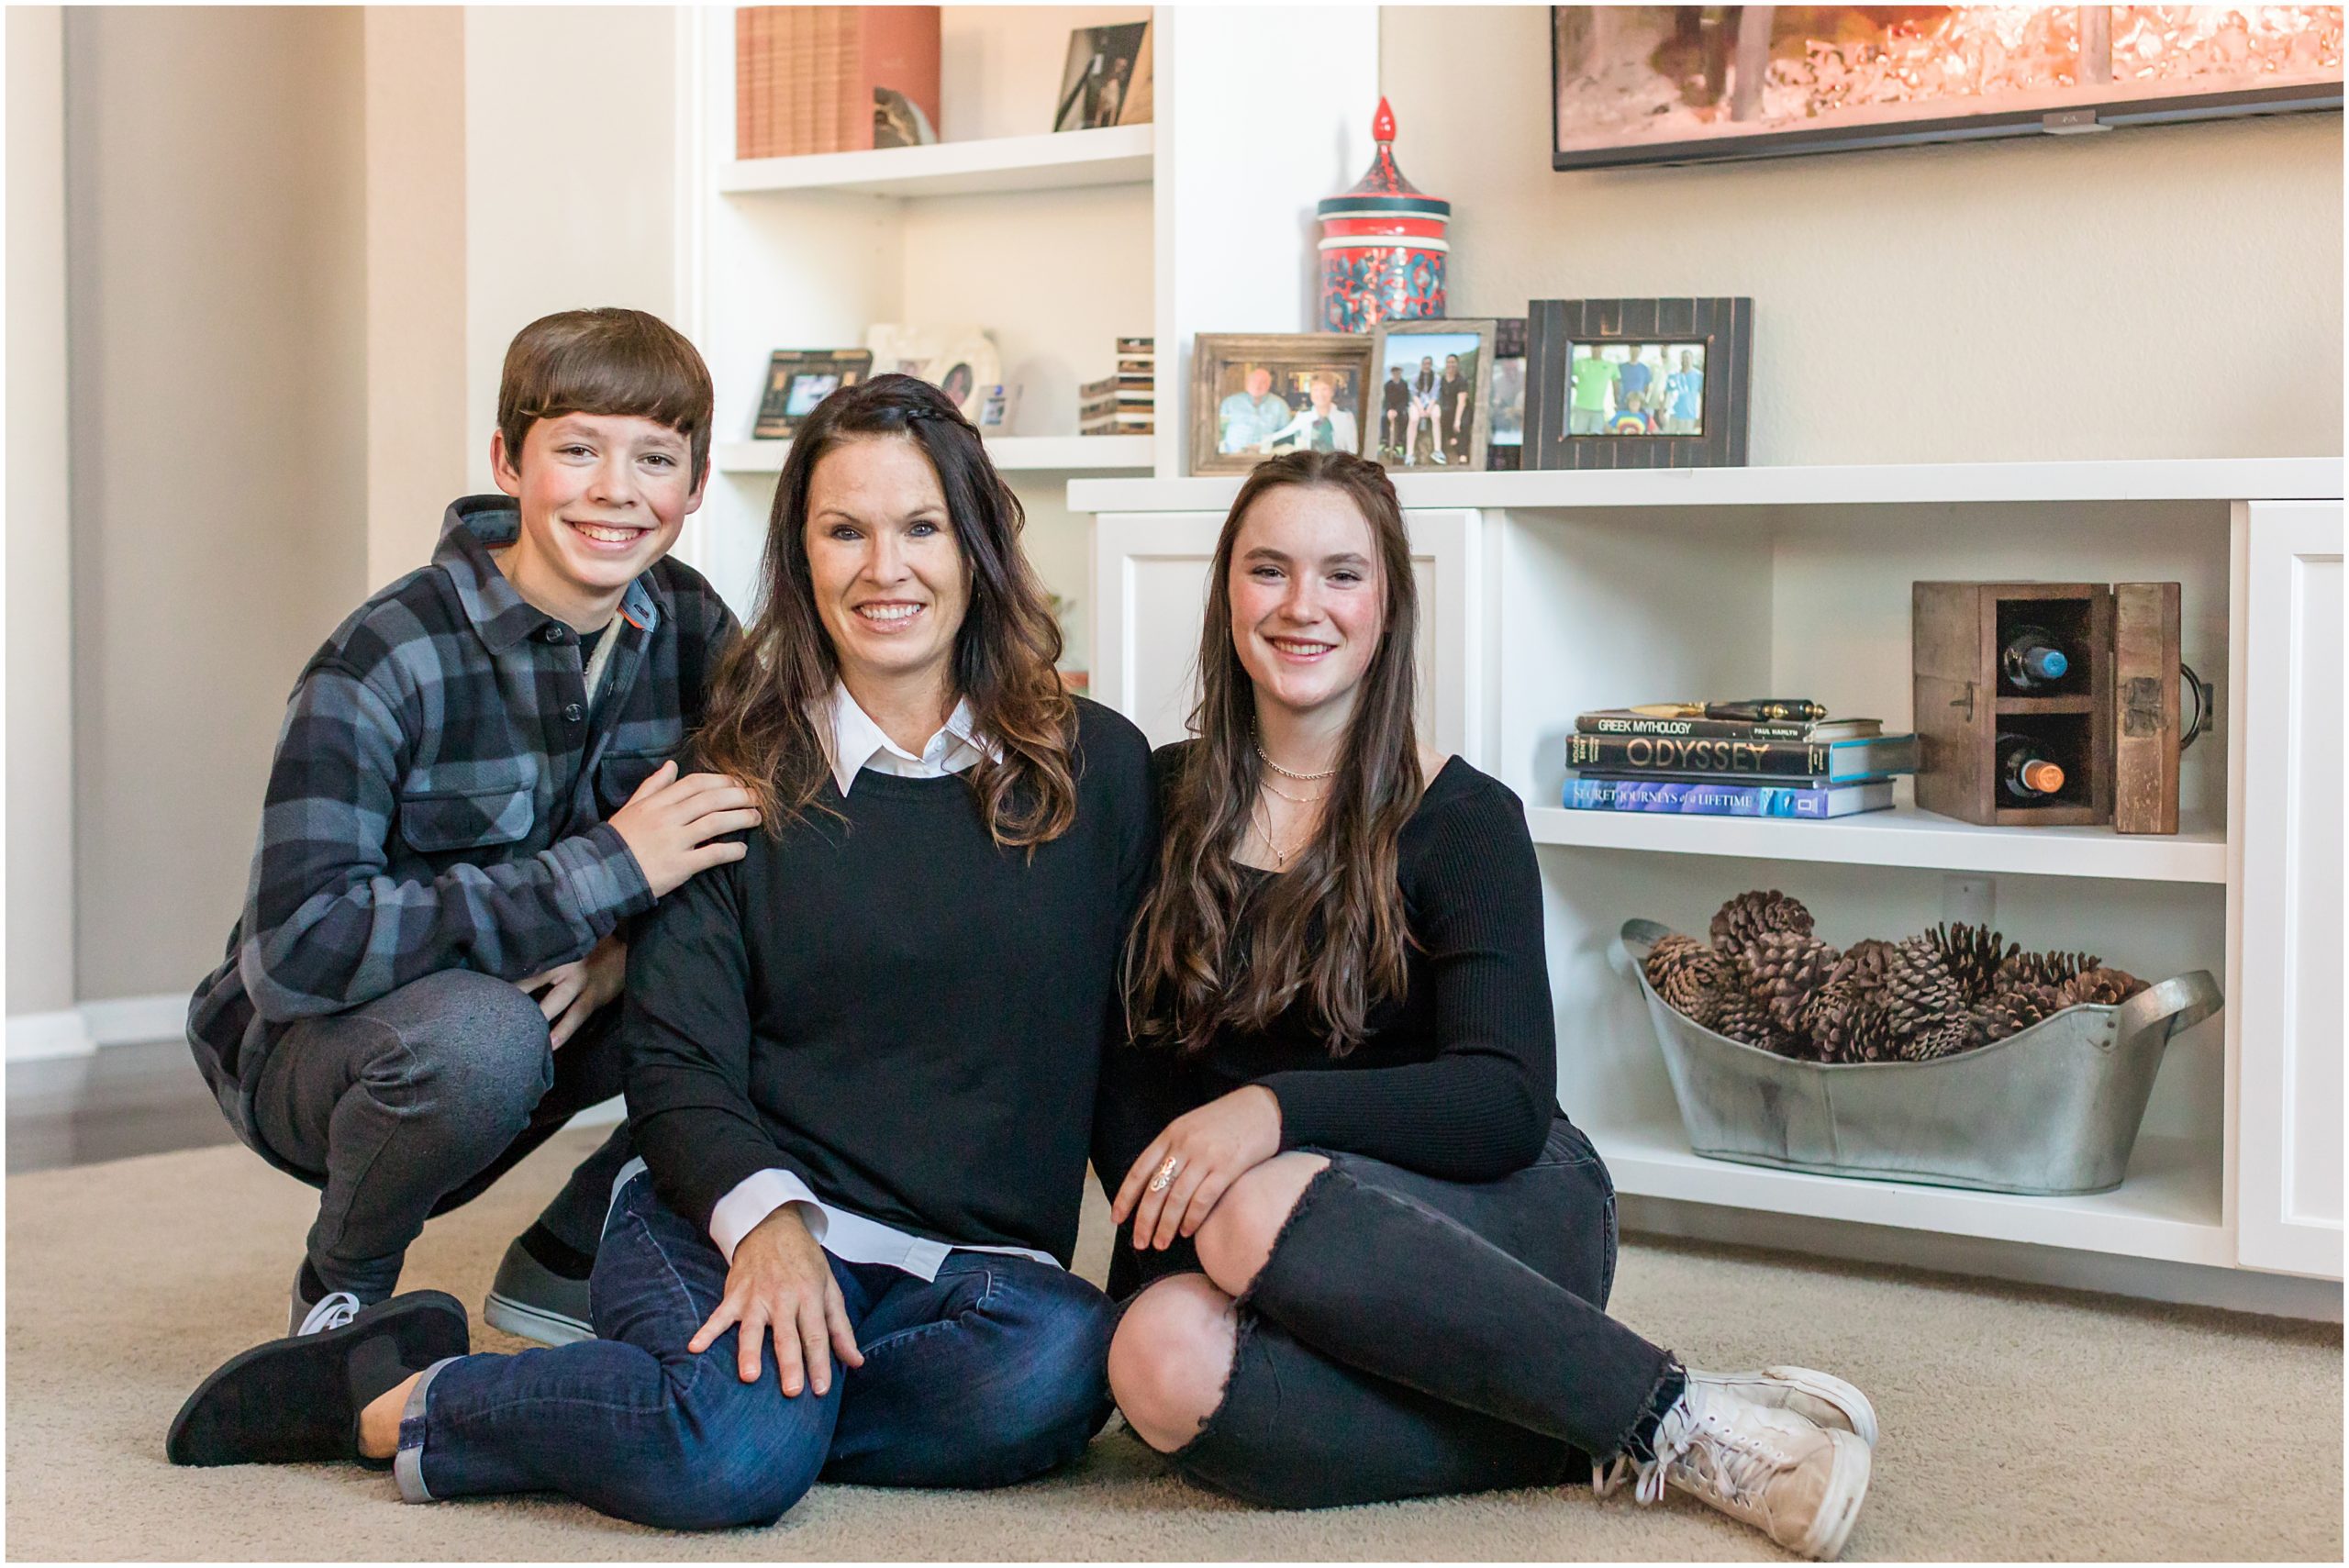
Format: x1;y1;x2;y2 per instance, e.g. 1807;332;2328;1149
1611;917;2224;1196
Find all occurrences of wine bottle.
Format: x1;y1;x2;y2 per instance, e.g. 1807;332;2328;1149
1998;732;2067;800
2000;626;2071;691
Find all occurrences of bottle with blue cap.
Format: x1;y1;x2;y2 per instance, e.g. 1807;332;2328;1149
1998;625;2071;691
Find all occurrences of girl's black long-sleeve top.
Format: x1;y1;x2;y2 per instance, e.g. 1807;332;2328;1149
1093;743;1562;1294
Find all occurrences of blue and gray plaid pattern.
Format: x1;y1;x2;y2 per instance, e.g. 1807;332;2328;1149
187;495;738;1141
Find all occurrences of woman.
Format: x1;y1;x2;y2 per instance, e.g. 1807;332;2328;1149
177;375;1155;1530
1095;450;1877;1560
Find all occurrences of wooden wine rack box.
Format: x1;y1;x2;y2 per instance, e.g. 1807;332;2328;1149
1912;581;2114;827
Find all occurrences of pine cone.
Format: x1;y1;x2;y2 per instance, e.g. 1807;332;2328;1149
1972;981;2067;1043
1925;921;2018;1006
1897;1017;1978;1062
2058;966;2149;1007
1644;935;1723;1007
1883;934;1967;1037
1802;981;1896;1063
1827;938;1898;999
1711;987;1795;1053
1995;948;2100;994
1739;929;1842;1036
1709;890;1815;962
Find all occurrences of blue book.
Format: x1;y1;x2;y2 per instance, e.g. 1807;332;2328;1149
1562;775;1895;819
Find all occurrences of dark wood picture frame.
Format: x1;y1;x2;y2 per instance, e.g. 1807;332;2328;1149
752;349;874;439
1367;317;1497;473
1189;332;1375;477
1526;297;1750;470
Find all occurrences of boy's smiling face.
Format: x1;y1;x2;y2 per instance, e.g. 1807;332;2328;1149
490;411;705;626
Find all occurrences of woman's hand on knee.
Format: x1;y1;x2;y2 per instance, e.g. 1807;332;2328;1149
1113;1086;1284;1252
687;1205;863;1396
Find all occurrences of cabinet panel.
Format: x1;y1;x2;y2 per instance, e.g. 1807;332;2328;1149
1092;510;1481;757
2234;500;2344;1280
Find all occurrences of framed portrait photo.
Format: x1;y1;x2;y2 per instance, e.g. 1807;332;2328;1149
752;349;874;439
863;324;1001;425
1486;317;1528;471
1526;297;1750;470
1190;333;1375;477
1368;317;1496;473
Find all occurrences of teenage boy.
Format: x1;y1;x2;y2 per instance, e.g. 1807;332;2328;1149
177;308;751;1373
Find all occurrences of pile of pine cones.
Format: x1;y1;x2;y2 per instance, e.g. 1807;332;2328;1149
1640;889;2151;1064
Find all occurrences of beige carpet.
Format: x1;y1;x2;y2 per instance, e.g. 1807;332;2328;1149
7;1129;2340;1562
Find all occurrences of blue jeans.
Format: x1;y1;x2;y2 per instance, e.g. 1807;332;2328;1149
396;1170;1115;1529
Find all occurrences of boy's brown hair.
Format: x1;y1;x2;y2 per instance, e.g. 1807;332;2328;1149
497;307;714;483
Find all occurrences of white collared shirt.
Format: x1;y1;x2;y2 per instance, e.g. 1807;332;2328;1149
705;683;1055;1281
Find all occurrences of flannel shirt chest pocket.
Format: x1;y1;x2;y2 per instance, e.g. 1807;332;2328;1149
395;759;541;855
593;716;686;817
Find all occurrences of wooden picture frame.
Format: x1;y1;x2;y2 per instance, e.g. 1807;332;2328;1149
751;349;873;439
1189;332;1375;477
1526;297;1750;470
1368;317;1497;473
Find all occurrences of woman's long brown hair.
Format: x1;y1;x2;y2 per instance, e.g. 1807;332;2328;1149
695;373;1077;847
1125;450;1422;1056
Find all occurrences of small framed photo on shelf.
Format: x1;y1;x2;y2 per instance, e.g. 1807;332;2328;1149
1487;317;1527;471
1368;317;1496;473
1190;333;1375;477
1053;20;1152;131
1526;297;1750;469
864;324;1000;425
752;350;874;439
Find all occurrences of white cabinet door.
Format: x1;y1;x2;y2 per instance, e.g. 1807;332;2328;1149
1091;509;1483;760
2233;500;2344;1279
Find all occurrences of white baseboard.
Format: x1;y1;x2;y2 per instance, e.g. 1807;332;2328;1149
7;993;186;1063
6;1009;94;1062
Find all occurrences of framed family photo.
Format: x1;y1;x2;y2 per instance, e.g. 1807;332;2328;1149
863;324;1001;425
1368;317;1496;473
751;349;873;439
1189;333;1375;477
1525;297;1750;469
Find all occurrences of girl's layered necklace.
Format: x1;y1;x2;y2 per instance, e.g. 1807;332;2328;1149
1249;738;1336;870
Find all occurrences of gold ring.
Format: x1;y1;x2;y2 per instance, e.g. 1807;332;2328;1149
1147;1155;1181;1193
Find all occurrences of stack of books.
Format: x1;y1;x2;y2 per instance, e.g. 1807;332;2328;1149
735;7;941;160
1081;338;1154;435
1562;702;1918;819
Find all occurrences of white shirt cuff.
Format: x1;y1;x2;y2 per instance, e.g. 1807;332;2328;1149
708;1167;829;1264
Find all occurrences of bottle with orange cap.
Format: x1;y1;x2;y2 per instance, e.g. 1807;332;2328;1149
1997;732;2069;801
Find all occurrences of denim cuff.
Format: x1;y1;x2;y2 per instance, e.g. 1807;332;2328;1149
393;1356;461;1504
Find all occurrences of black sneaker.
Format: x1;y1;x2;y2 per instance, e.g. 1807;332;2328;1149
482;1237;594;1346
166;1291;470;1467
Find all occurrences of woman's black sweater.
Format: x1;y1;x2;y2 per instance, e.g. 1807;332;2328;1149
1093;744;1562;1292
623;697;1154;1267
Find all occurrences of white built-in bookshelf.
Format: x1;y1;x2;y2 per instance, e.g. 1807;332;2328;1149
1081;459;2344;1302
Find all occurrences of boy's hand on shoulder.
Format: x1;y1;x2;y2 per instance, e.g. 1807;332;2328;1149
520;930;628;1048
607;759;763;898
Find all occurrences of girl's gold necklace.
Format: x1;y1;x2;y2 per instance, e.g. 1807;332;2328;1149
1249;795;1310;869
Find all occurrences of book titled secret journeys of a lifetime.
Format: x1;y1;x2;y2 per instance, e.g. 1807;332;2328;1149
1567;731;1918;782
1576;706;1883;742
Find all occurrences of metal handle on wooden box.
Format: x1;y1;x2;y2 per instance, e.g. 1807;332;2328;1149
2179;661;2212;752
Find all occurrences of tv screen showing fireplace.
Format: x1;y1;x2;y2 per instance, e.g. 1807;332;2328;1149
1552;6;2343;170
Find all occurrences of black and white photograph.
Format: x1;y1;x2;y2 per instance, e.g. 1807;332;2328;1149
1369;317;1495;471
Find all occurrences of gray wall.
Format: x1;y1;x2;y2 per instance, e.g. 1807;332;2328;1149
65;6;370;1000
1379;6;2343;463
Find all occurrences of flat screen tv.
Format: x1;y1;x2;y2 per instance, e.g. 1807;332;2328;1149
1553;6;2343;170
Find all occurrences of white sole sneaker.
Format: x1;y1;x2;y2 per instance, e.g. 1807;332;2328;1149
1792;1429;1872;1561
1697;1365;1879;1447
483;1289;594;1347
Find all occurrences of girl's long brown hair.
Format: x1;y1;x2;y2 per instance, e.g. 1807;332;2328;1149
1125;450;1422;1056
695;373;1076;847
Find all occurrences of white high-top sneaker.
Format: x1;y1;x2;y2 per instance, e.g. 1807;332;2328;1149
1687;1365;1879;1447
1596;1379;1872;1561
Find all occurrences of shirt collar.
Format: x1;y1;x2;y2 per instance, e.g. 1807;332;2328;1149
820;683;994;797
434;495;663;654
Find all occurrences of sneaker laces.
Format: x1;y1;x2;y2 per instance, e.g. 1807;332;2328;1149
297;1290;362;1336
1593;1387;1788;1508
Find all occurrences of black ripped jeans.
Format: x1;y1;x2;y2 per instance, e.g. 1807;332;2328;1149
1120;1116;1687;1509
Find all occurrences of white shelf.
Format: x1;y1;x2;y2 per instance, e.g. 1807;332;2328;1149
1528;801;2230;884
716;435;1153;475
1071;456;2344;514
1589;1103;2230;1267
718;125;1152;199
